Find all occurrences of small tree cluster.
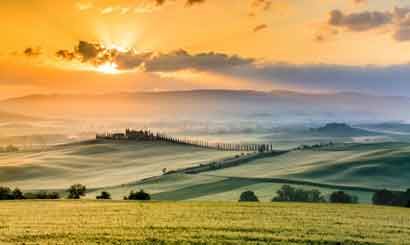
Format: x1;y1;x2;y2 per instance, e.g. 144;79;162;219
0;187;60;200
239;191;259;202
329;191;358;204
96;191;111;200
124;190;151;201
372;189;410;207
67;184;86;199
0;187;24;200
272;185;326;203
24;191;60;199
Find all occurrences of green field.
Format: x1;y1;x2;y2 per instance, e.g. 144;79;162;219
0;140;238;190
88;173;374;203
207;142;410;190
0;200;409;244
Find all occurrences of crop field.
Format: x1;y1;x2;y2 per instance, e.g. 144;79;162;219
0;140;238;190
0;200;409;244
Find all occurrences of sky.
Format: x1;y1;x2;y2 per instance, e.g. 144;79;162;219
2;0;410;99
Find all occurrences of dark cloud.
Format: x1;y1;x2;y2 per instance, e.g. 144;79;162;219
23;47;41;57
252;0;272;11
329;9;392;31
324;7;410;42
56;42;252;72
144;50;254;72
253;24;268;32
56;41;117;66
186;0;205;6
115;52;153;70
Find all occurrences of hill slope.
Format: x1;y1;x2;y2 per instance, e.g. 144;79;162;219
207;142;410;190
0;140;238;189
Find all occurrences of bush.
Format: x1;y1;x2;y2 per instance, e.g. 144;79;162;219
127;190;151;201
67;184;86;199
329;191;358;204
272;185;325;203
239;191;259;202
96;191;111;200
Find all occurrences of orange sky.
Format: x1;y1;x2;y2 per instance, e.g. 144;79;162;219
1;0;410;99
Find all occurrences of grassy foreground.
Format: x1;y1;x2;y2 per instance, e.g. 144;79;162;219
0;201;409;244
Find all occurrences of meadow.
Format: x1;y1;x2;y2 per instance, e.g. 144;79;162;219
0;200;409;244
0;140;238;189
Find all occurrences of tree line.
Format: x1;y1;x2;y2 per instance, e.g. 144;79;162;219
0;184;151;201
240;185;358;204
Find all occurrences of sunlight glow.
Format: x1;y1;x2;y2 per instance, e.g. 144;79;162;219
97;63;119;74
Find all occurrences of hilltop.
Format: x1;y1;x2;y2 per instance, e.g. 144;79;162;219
310;123;379;137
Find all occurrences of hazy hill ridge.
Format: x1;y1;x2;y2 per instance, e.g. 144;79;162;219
1;90;409;121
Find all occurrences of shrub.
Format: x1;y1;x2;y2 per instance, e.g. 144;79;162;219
239;191;259;202
96;191;111;200
329;191;358;204
127;190;151;201
67;184;86;199
272;185;326;203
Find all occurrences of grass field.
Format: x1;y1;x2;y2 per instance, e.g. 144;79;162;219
0;200;409;244
208;142;410;190
0;140;238;189
88;173;374;203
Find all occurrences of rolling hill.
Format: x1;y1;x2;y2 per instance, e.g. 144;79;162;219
310;123;380;137
86;142;410;203
0;140;239;190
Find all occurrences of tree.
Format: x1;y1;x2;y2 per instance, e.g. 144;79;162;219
239;191;259;202
272;185;325;203
0;187;12;200
329;191;358;204
67;184;86;199
12;188;24;200
96;191;111;200
372;189;395;206
127;190;151;201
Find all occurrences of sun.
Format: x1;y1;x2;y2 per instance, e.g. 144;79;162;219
97;63;119;74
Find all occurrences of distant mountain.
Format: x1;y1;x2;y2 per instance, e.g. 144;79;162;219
310;123;379;137
1;90;409;122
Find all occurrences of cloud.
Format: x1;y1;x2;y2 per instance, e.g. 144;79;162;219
56;41;253;72
328;9;392;31
23;47;41;57
186;0;206;6
54;40;410;96
324;6;410;42
76;2;93;11
144;50;254;72
252;0;273;11
253;24;268;32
